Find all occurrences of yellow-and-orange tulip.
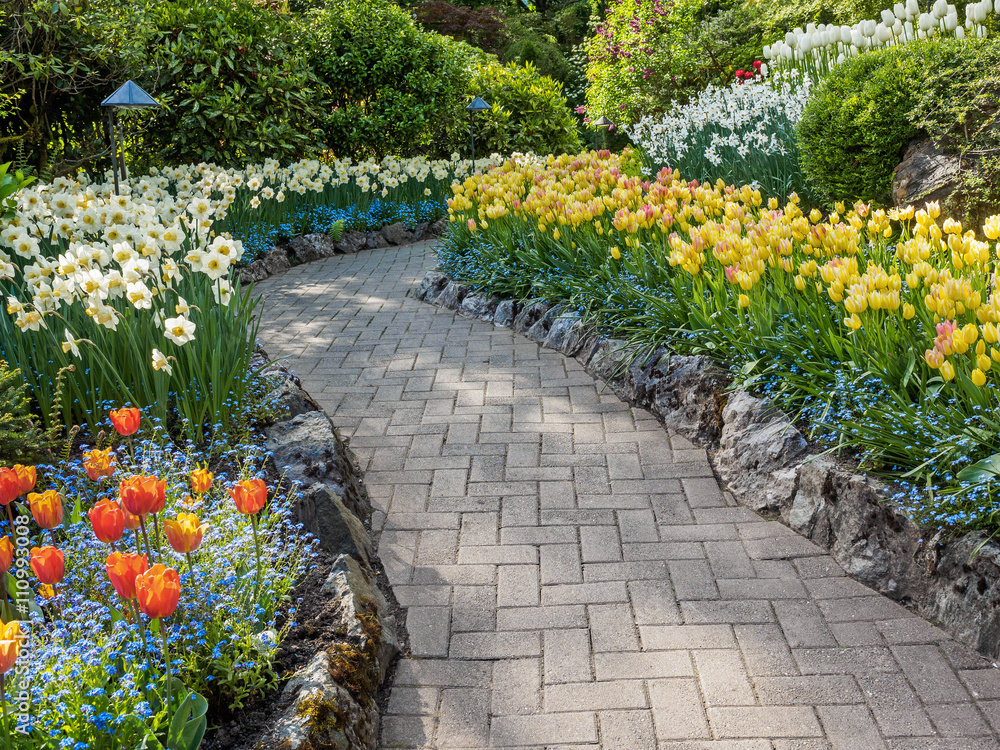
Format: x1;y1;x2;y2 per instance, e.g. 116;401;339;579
29;490;63;530
119;475;166;517
164;513;206;554
83;448;116;481
0;469;18;507
0;537;13;574
12;464;35;496
190;468;213;495
0;620;21;674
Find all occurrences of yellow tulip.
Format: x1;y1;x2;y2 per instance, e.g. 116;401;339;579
972;368;987;387
902;303;915;320
940;360;956;380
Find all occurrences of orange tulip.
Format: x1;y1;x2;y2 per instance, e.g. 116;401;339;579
0;469;18;507
119;475;166;517
89;498;125;544
105;552;148;600
28;490;63;530
190;468;213;495
30;546;64;585
122;505;141;531
0;537;12;574
136;564;180;619
83;448;116;481
12;465;35;496
0;620;22;675
164;513;206;554
109;407;140;436
229;479;267;515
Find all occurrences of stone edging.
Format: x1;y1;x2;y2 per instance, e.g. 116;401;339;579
248;347;401;749
239;219;449;284
412;271;1000;663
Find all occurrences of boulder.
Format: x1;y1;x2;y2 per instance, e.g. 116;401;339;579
336;230;367;255
493;300;519;327
263;366;322;419
929;534;1000;659
428;218;449;236
296;484;373;566
239;262;268;285
413;271;450;303
584;337;630;382
321;554;400;682
542;312;582;353
262;650;379;750
460;292;500;322
557;319;590;357
715;390;808;512
381;222;416;246
512;301;550;335
365;232;389;250
892;137;960;209
436;281;469;310
525;304;565;344
412;222;430;241
288;233;337;263
649;354;730;447
261;247;293;276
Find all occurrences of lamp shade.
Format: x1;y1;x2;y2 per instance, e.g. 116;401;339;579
593;116;613;128
102;81;161;110
465;97;492;112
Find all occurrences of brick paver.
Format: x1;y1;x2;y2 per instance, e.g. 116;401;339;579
256;241;1000;749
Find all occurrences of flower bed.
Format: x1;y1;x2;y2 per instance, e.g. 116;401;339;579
441;150;1000;531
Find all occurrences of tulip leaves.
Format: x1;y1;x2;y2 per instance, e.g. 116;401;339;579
132;685;208;750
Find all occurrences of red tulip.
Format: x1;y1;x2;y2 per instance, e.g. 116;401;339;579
105;552;149;601
109;407;140;436
30;546;64;585
89;498;125;544
119;475;166;517
136;564;180;619
0;470;18;507
228;479;267;515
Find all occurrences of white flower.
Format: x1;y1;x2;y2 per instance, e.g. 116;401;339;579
164;315;196;345
200;251;229;281
126;281;153;310
176;296;190;316
212;279;232;306
152;348;173;375
62;328;82;358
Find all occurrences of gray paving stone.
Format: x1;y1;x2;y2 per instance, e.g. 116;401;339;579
255;242;1000;749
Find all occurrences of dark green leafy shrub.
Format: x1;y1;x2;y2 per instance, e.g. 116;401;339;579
307;0;468;158
797;45;929;204
136;0;326;166
0;359;47;463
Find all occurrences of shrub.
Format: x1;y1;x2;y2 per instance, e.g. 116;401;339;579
135;0;326;166
797;44;927;204
307;0;468;159
411;1;511;55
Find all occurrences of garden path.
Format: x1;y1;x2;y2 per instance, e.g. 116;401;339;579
256;240;1000;750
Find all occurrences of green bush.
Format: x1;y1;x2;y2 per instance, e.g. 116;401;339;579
307;0;468;158
136;0;326;166
462;59;583;156
797;46;927;204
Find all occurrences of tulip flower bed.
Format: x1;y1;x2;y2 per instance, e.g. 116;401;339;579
441;150;1000;530
0;407;314;749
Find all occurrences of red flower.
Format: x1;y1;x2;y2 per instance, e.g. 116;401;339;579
30;546;64;585
89;498;125;544
109;407;140;437
119;475;166;517
136;564;181;619
0;470;19;507
106;552;149;600
228;479;267;516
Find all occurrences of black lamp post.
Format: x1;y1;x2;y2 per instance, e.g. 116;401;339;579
593;116;613;150
465;97;492;166
101;80;161;195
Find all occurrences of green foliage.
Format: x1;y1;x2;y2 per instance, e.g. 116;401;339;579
503;14;570;82
136;0;326;166
797;44;930;204
0;358;48;463
307;0;468;159
909;38;1000;223
464;59;583;156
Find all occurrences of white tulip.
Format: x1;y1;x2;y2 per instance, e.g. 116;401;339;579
785;31;798;47
852;29;865;46
945;12;958;30
806;22;817;33
979;23;988;36
837;52;846;63
866;19;878;35
984;0;994;13
881;9;896;25
906;0;920;14
841;25;853;42
904;19;914;37
782;46;793;59
966;14;974;27
932;0;948;19
800;34;813;53
956;24;967;37
763;45;772;58
893;18;903;35
919;12;934;29
760;62;769;76
876;22;893;40
894;2;907;18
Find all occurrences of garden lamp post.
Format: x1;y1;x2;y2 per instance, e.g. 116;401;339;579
466;97;492;167
594;116;613;150
101;80;161;195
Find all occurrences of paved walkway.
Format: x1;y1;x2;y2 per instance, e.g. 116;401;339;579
256;240;1000;750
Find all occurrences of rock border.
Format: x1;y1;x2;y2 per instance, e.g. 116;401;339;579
239;219;449;284
246;348;403;750
413;271;1000;663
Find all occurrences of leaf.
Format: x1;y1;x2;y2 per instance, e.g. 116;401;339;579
957;453;1000;484
166;689;209;750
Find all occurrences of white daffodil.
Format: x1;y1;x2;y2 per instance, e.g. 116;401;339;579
62;328;82;358
152;348;173;375
126;281;153;310
164;315;196;345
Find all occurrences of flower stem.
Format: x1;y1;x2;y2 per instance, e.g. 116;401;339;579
0;673;9;750
138;517;154;562
185;551;195;578
160;620;172;723
251;514;262;601
151;513;163;557
4;506;13;536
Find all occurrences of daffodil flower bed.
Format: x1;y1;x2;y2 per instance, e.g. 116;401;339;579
0;407;314;749
441;150;1000;529
1;153;500;443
